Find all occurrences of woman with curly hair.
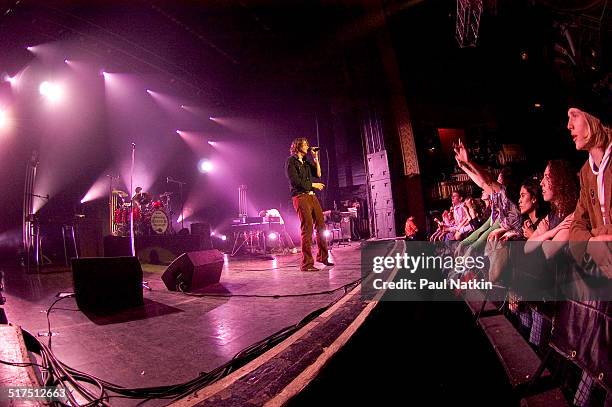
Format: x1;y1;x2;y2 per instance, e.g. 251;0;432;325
524;160;578;258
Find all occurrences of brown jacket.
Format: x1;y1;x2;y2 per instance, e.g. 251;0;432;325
569;159;612;265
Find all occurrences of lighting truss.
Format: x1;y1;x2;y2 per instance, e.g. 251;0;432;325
456;0;483;48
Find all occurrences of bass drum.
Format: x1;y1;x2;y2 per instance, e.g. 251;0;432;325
149;210;169;234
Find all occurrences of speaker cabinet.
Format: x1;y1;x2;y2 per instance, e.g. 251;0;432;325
190;222;213;250
162;250;224;292
71;256;144;313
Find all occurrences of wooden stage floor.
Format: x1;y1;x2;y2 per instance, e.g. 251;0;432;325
1;241;398;406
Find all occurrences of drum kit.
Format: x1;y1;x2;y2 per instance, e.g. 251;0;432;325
112;190;174;236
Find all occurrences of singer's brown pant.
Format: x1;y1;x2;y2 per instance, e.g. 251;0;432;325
292;193;329;270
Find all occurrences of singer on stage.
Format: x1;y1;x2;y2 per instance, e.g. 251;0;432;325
286;138;333;271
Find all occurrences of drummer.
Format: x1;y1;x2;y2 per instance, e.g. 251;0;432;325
132;187;151;209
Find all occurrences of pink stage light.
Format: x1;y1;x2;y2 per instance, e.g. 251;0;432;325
81;175;112;204
176;130;182;135
0;107;13;133
39;81;64;103
220;235;227;241
323;230;331;238
176;208;193;224
0;109;7;128
198;159;213;173
4;74;17;85
207;141;216;146
268;232;278;240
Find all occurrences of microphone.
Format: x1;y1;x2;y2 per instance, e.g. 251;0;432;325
310;146;320;152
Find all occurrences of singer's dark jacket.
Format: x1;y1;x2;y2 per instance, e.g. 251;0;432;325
286;155;319;197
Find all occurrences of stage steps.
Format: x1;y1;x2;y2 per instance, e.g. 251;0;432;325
462;287;567;404
475;313;571;406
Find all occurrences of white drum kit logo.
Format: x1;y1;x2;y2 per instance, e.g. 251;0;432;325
150;210;169;234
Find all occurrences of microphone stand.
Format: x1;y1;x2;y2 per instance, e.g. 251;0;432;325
27;193;49;272
167;177;187;232
130;145;151;291
129;143;135;257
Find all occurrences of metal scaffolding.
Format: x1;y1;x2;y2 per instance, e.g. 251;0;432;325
456;0;483;48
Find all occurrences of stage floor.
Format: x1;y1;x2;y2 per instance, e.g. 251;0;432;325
1;242;366;406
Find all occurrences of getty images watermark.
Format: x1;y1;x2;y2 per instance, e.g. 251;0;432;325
360;240;491;301
361;240;612;301
371;251;490;291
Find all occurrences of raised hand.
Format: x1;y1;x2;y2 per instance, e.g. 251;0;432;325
453;139;469;164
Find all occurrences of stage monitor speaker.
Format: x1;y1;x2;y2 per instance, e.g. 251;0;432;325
71;257;143;313
162;249;224;292
191;222;210;236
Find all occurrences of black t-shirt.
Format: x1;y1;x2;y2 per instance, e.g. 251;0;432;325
286;155;318;196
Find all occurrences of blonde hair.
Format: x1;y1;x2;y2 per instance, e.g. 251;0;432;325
582;110;612;149
289;137;308;155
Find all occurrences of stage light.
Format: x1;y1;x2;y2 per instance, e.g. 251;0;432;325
220;235;227;241
208;141;216;146
209;116;215;121
0;109;8;129
26;46;34;52
39;81;64;103
268;232;278;240
323;230;331;238
64;59;70;64
81;175;110;204
211;231;216;236
176;130;181;135
146;89;152;94
198;159;213;173
4;74;17;86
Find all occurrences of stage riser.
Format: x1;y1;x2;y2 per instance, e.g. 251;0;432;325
103;235;210;264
